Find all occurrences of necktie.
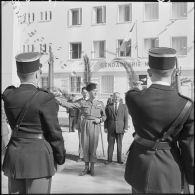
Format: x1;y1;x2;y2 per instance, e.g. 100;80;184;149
115;103;117;115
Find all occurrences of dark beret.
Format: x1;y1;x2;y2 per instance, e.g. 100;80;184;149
86;83;97;91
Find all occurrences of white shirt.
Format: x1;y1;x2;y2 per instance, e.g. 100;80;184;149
152;81;170;86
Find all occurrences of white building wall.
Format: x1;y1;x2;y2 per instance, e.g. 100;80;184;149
2;1;194;99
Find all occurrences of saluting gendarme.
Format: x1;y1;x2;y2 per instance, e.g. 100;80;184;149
125;47;194;194
56;83;106;176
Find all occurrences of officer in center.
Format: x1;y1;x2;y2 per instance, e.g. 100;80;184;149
124;47;194;193
56;83;106;176
2;52;66;194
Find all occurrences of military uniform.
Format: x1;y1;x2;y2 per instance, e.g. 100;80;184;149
56;83;106;176
124;47;194;193
2;52;66;194
57;97;106;162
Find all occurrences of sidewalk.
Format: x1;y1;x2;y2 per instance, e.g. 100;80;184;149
1;125;134;194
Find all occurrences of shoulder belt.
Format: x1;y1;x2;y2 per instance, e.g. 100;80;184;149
13;90;39;132
162;100;192;140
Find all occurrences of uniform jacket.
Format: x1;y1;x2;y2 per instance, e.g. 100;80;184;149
56;97;106;122
104;102;128;134
2;84;66;179
125;84;194;193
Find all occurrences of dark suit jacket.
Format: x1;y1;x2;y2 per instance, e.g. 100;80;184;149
2;84;66;179
125;84;194;193
104;102;128;134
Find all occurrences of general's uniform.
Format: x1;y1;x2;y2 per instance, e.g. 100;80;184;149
57;98;106;163
104;102;128;163
124;47;194;193
2;52;66;194
75;97;88;159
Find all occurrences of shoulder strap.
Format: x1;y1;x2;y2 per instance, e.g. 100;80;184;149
13;90;39;131
162;100;192;140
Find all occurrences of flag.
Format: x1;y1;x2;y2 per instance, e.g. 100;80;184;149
120;22;136;52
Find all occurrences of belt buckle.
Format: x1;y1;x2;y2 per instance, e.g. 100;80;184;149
152;140;160;151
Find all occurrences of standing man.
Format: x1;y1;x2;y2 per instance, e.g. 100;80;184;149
75;87;88;162
2;52;66;194
56;83;106;176
104;92;128;164
125;47;194;193
67;94;78;132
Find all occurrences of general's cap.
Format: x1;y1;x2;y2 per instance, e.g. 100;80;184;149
148;47;176;70
86;83;97;92
15;52;42;74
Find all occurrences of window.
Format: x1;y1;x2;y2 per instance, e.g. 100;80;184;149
93;41;106;58
101;75;114;94
40;11;52;22
70;43;82;59
40;44;47;54
117;39;131;57
172;36;187;55
70;76;81;93
118;4;132;23
144;38;159;57
27;13;35;24
23;44;34;52
92;6;106;24
41;77;48;89
171;3;187;19
144;3;159;21
68;8;82;26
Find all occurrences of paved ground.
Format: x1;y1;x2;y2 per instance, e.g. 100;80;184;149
1;124;134;194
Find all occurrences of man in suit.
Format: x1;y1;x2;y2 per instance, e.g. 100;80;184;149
125;47;194;193
104;92;128;164
2;52;66;194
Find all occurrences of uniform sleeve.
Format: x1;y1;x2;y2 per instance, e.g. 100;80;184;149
124;104;129;130
56;96;81;109
100;102;106;122
178;102;194;185
40;96;66;165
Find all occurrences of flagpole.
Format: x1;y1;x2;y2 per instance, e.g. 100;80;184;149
135;20;138;58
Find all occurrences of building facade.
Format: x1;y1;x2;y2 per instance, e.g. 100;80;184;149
2;1;194;102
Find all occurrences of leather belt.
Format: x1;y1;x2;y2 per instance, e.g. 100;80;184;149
83;116;97;120
11;131;44;139
134;134;171;150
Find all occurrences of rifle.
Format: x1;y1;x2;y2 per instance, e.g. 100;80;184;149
175;57;181;93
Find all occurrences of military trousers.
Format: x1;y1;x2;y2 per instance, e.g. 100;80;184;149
77;128;83;159
8;176;52;194
107;132;124;162
81;120;100;162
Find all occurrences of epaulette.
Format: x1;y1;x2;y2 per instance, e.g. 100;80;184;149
178;92;193;102
38;88;54;98
5;85;16;90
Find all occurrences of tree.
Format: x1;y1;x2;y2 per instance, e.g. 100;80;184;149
83;54;91;85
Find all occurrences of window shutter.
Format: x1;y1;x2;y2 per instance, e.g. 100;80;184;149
92;7;96;24
79;8;82;25
102;6;106;23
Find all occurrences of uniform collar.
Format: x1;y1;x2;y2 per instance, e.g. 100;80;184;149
150;84;175;91
20;83;38;89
